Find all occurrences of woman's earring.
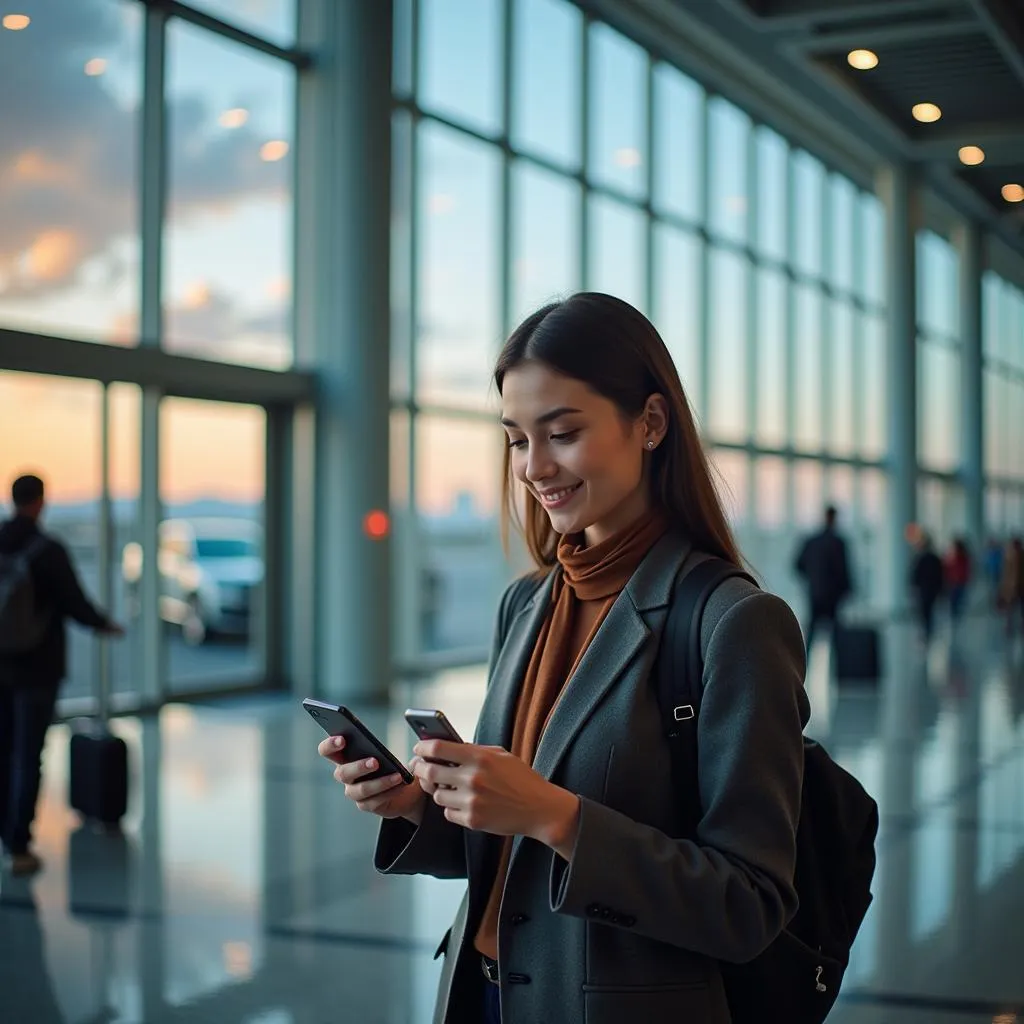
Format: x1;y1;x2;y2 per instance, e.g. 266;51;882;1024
647;440;655;450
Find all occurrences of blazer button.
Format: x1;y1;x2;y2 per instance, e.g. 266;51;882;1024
508;973;532;985
510;913;530;926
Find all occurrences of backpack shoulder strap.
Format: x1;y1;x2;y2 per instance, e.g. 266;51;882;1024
658;556;757;836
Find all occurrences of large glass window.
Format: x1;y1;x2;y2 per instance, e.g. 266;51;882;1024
185;0;295;46
793;283;822;451
708;98;749;245
756;128;788;262
831;301;855;457
419;0;503;134
511;161;580;326
416;122;502;409
654;225;702;409
861;312;887;460
793;151;824;279
160;398;266;694
588;24;647;200
512;0;582;170
414;416;503;653
164;21;294;368
653;64;702;224
708;248;747;442
0;0;141;344
830;175;856;295
756;268;787;448
587;194;646;311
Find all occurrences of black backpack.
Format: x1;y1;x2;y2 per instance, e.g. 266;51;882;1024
0;534;51;654
657;558;879;1024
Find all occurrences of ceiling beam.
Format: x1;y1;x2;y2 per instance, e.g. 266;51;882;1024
789;17;980;52
722;0;964;33
964;0;1024;88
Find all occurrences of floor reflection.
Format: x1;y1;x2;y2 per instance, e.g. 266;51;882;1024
0;619;1021;1023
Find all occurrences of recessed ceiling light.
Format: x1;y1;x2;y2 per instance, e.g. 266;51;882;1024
847;49;878;71
959;146;985;166
84;58;107;76
2;13;30;29
1002;183;1024;203
912;102;942;123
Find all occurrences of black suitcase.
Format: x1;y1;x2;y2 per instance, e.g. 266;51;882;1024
69;722;128;826
834;625;881;681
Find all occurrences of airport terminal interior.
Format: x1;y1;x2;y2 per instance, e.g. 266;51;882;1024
1;0;1024;1020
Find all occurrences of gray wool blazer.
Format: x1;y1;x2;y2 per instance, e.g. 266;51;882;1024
375;530;810;1024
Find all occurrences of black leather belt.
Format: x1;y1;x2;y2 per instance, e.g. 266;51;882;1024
481;954;500;985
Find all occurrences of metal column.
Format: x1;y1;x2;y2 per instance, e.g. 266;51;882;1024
878;165;918;610
956;220;985;549
294;0;393;701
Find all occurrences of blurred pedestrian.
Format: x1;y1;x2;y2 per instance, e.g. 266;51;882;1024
794;505;852;652
944;537;972;625
998;537;1024;637
0;474;124;877
984;537;1004;608
909;532;944;644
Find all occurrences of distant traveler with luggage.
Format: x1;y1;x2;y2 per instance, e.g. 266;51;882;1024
0;474;123;877
318;294;877;1024
909;531;944;644
794;505;852;652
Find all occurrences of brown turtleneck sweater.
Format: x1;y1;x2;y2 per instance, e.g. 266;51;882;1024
474;508;669;960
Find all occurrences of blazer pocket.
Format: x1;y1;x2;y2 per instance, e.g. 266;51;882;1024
584;982;713;1024
433;927;452;961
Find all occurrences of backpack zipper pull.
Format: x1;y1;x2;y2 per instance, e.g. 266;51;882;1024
815;966;827;993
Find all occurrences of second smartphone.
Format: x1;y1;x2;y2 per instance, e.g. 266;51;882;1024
404;708;464;766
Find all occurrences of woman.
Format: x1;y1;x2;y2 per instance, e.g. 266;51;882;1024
319;294;808;1023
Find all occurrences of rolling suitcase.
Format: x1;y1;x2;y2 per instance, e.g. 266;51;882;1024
69;720;128;827
834;625;881;681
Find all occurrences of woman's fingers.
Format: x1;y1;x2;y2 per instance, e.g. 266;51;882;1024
317;734;347;764
343;769;406;802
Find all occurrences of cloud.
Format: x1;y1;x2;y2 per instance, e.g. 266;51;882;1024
0;0;290;301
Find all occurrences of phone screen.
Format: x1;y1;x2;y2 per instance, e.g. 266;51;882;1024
404;708;463;766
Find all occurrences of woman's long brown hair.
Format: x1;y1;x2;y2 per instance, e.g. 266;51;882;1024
494;292;743;570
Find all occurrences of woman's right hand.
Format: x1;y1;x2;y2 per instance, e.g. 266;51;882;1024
318;734;430;825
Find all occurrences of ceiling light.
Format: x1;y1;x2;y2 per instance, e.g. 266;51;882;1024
847;49;878;71
958;145;985;166
219;107;249;129
259;140;289;162
84;58;107;76
2;13;30;29
1002;183;1024;204
912;103;942;123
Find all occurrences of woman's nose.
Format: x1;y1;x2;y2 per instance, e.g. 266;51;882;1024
525;447;556;483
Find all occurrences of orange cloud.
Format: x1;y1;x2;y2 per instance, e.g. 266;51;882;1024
25;229;82;281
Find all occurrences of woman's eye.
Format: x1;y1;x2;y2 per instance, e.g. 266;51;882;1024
507;438;527;450
551;431;578;443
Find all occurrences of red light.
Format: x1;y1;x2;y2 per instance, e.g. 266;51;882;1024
363;510;390;540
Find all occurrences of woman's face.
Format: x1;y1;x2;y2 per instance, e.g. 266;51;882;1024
501;360;654;547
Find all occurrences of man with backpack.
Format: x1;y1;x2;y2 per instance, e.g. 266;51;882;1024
0;474;123;876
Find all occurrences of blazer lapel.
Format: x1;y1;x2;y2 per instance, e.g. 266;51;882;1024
530;530;693;783
473;572;555;749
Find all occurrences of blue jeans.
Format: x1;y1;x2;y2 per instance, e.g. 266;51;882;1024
0;684;58;854
483;981;501;1024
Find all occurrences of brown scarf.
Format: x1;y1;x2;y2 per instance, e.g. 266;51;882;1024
474;507;669;959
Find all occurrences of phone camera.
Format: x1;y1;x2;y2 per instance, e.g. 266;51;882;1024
311;709;321;718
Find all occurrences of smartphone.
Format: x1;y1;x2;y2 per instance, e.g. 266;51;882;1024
303;698;413;785
404;708;464;766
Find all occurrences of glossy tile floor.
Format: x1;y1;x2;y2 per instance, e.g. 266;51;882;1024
2;617;1024;1023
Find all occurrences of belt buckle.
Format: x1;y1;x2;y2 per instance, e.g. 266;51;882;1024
480;955;500;985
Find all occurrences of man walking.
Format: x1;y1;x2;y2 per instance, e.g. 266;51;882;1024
0;475;123;876
795;505;852;651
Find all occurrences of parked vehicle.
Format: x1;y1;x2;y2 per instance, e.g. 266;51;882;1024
122;518;263;645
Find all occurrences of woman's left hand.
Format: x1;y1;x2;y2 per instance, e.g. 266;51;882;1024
412;740;580;855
